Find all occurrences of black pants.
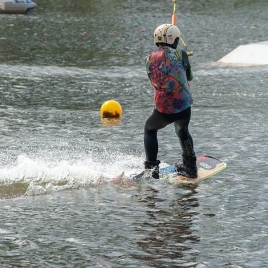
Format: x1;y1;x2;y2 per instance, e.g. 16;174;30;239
144;107;195;162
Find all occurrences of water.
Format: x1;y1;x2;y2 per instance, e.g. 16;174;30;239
0;0;268;267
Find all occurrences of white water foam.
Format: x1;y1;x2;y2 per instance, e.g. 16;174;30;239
0;152;144;196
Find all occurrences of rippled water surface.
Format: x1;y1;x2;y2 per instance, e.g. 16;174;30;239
0;0;268;267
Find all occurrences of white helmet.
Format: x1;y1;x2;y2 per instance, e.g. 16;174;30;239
154;24;181;48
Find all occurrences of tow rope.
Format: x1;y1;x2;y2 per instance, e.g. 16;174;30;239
171;0;193;56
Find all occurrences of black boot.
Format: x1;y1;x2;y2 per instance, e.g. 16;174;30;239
134;160;160;179
144;160;160;179
175;155;197;178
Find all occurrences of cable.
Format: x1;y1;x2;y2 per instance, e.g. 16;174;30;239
171;0;193;56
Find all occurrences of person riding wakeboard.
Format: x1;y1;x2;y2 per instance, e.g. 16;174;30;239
141;23;197;179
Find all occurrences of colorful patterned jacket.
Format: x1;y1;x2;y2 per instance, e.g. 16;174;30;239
145;46;193;114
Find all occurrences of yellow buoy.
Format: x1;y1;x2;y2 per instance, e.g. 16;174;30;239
100;100;122;118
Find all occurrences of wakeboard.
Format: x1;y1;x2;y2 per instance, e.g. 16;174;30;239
160;155;226;184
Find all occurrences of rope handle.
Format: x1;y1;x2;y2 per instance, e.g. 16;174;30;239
171;0;193;56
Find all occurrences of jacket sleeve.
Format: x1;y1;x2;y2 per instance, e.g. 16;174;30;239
181;50;193;81
145;55;151;80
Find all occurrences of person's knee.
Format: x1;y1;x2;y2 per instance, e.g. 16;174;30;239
145;128;157;136
144;124;157;135
176;126;188;137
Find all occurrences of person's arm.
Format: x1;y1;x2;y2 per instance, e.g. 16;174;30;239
181;50;193;81
145;55;151;81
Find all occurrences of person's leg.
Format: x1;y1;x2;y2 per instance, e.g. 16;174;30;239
144;109;171;162
174;107;195;157
143;109;170;178
173;107;197;178
142;107;197;178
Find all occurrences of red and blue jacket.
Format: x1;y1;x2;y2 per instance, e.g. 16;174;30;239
145;46;193;114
